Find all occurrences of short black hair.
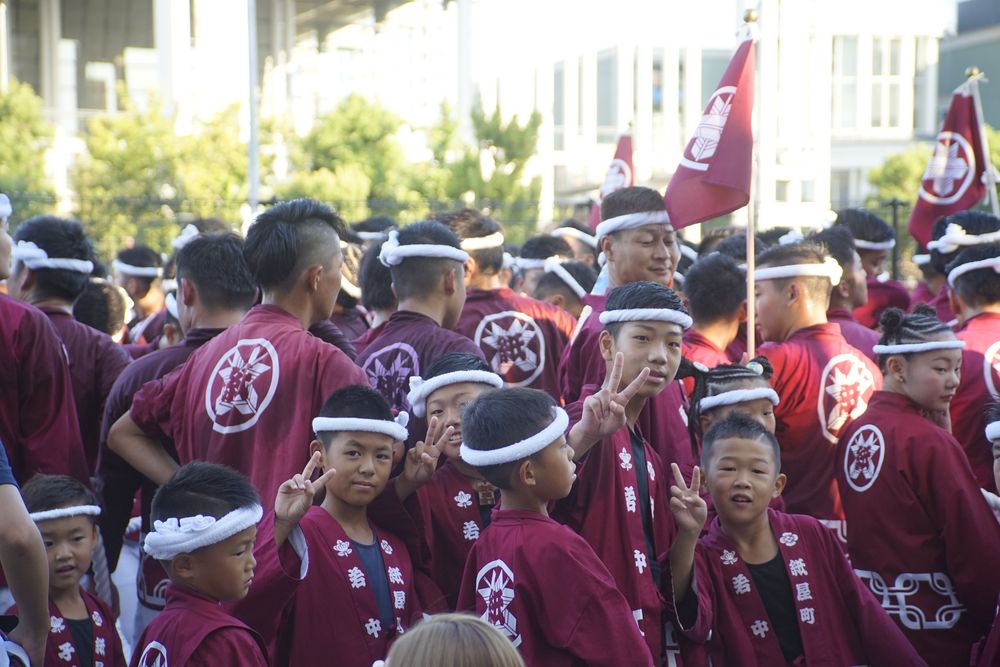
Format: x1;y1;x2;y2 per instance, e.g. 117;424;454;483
713;234;766;263
436;209;504;275
352;216;396;236
756;242;833;307
687;357;774;439
601;186;664;220
929;211;1000;274
425;352;493;379
389;221;464;301
358;241;397;311
116;245;163;294
810;225;856;276
152;462;260;527
876;305;953;372
684;254;745;325
13;216;95;301
316;385;394;448
701;413;781;472
243;198;346;291
519;234;572;261
533;261;598;301
176;233;257;311
835;208;894;244
698;226;741;255
73;278;126;335
461;388;558;490
946;243;1000;307
21;474;100;521
603;280;688;338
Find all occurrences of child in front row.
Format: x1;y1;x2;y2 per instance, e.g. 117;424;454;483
456;387;652;666
666;414;925;666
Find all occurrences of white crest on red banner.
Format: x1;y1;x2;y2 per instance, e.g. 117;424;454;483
919;131;976;205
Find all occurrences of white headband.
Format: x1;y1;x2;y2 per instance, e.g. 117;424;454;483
143;504;263;560
912;254;931;266
356;231;390;242
754;257;844;285
927;223;1000;254
514;257;548;271
165;292;179;320
985;421;1000;441
544;256;587;298
407;371;504;417
853;238;895;251
550;227;598;248
873;340;966;355
502;252;515;269
680;245;699;262
460;407;568;466
162;278;178;292
599;307;693;330
595;210;671;242
29;505;102;523
12;241;94;274
171;224;199;250
340;275;361;299
312;412;410;442
378;230;469;267
947;256;1000;288
699;388;780;412
113;259;163;278
0;193;11;220
460;232;505;251
778;230;804;246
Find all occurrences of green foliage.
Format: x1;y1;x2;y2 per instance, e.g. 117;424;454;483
178;106;248;222
0;80;56;221
273;165;372;222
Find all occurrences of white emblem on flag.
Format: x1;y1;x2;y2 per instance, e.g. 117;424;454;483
205;338;280;434
475;559;522;647
348;566;367;589
136;641;169;667
844;424;886;492
474;312;546;387
983;340;1000;401
799;607;816;625
789;558;808;577
388;566;405;585
818;354;875;443
362;342;420;412
600;159;632;197
619;448;633;471
679;86;736;172
365;618;382;638
721;549;738;566
334;540;352;557
779;532;799;547
732;573;751;595
462;521;481;541
50;616;65;633
454;490;473;508
634;550;648;574
918;131;976;205
750;619;769;638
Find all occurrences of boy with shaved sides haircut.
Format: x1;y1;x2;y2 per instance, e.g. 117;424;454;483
925;210;1000;324
834;208;910;328
682;253;746;369
531;259;597;319
109;199;367;509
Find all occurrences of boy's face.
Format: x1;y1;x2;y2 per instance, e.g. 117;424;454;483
520;435;576;501
846;252;868;309
859;249;886;278
604;224;679;287
705;436;785;526
601;321;683;398
177;525;257;601
426;381;490;460
38;515;97;595
754;278;793;342
315;431;396;506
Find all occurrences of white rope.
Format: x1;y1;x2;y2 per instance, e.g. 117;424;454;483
754;257;844;285
407;370;504;417
171;224;199;250
595;210;671;242
459;231;505;251
778;230;804;246
680;244;699;262
927;223;1000;254
312;412;410;442
543;256;587;298
11;241;94;274
985;420;1000;441
113;259;163;278
514;257;548;271
699;388;780;412
378;230;469;267
550;227;598;248
356;231;389;242
947;256;1000;288
873;340;966;354
144;504;263;561
29;505;102;523
460;407;568;466
853;238;895;250
598;307;693;330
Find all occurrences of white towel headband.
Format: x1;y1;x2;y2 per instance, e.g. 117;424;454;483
550;227;598;248
165;292;179;320
356;231;390;242
312;412;410;442
460;407;568;466
985;421;1000;441
599;307;693;330
143;504;263;560
754;257;844;285
778;230;804;246
680;245;699;262
947;256;1000;288
29;505;102;523
12;241;94;274
872;340;966;355
460;232;505;251
407;371;504;417
927;223;1000;254
113;259;163;278
853;238;895;251
378;230;469;267
912;254;931;267
171;224;199;250
699;388;780;412
543;256;587;298
595;210;671;242
514;257;549;271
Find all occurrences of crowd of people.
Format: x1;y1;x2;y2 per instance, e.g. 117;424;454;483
1;187;1000;666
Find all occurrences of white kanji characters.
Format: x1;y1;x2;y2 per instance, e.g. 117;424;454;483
799;607;816;624
721;549;738;566
96;662;104;667
365;618;382;638
779;532;799;547
50;616;65;633
789;558;808;577
619;448;633;471
388;566;405;585
732;573;751;595
348;566;367;589
380;539;393;555
462;521;480;541
750;620;769;638
334;539;352;557
95;637;106;656
624;485;637;513
91;610;104;627
454;490;473;508
646;461;656;481
58;642;75;662
632;609;646;636
394;591;407;610
634;550;647;574
795;582;813;602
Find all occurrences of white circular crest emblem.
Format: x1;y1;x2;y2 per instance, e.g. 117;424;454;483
984;340;1000;401
137;641;169;667
204;338;280;435
475;559;521;647
843;424;885;493
474;311;545;387
599;158;632;197
918;131;976;206
679;85;736;172
361;342;420;412
817;354;875;444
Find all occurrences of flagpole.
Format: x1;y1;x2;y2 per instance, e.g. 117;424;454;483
967;67;1000;216
744;8;759;359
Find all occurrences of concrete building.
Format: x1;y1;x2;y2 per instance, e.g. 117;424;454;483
939;0;1000;127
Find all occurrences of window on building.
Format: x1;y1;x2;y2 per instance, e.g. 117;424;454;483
775;180;791;202
831;170;852;209
652;54;663;113
801;179;816;203
832;36;858;130
597;49;617;142
554;62;565;150
871;37;904;129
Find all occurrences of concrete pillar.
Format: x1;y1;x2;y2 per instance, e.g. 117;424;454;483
38;0;59;117
154;0;192;129
634;45;654;182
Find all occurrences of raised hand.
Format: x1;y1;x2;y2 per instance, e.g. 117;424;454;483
669;463;708;536
274;451;336;529
403;416;447;487
576;352;650;443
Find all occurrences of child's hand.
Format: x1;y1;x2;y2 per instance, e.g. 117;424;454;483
577;352;650;442
403;416;447;487
669;463;708;536
275;452;335;528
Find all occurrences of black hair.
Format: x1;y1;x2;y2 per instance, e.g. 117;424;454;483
519;234;572;261
315;385;394;448
337;241;364;309
352;216;397;235
116;245;163;295
600;186;664;220
834;208;894;244
533;261;598;302
712;233;767;263
425;352;493;380
552;220;600;261
687;357;775;445
358;241;397;311
21;474;100;522
602;280;688;338
73;278;126;336
946;243;1000;307
698;226;741;255
461;388;558;490
389;221;465;301
809;226;857;276
756;242;834;306
757;227;795;247
701;413;781;472
243;198;346;291
929;211;1000;274
175;233;257;311
151;462;260;527
13;216;95;301
683;254;745;325
876;306;953;372
986;401;1000;438
555;219;593;236
436;209;505;275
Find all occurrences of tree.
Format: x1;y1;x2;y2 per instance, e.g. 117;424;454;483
179;105;248;223
0;80;56;222
272;165;372;222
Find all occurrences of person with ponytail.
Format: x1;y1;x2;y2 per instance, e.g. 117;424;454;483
835;306;1000;665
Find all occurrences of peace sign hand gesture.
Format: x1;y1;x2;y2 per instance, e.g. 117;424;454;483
275;451;336;530
669;463;708;537
578;352;650;441
403;416;447;487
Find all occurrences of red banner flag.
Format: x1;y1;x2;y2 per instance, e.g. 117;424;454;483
588;133;634;231
908;81;990;247
664;38;755;228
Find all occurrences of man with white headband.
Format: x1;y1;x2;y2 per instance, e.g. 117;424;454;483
754;241;880;536
550;220;599;270
511;233;574;296
441;210;575;401
113;245;166;346
834;208;910;329
811;226;878;363
925;210;1000;323
455;386;652;666
835;306;1000;664
8;216;130;475
531;259;598;320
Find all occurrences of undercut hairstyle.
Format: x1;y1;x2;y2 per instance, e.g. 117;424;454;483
519;234;572;261
338;241;364;309
756;242;834;307
435;208;504;275
176;233;257;311
358;241;397;311
687;358;775;443
698;226;741;255
243;198;346;291
602;280;688;339
533;261;598;301
701;413;781;472
875;306;953;372
116;245;163;294
13;216;95;301
834;208;894;244
352;216;396;236
73;278;126;335
810;226;857;276
152;462;260;524
425;352;493;380
389;220;464;301
462;388;558;490
384;613;526;667
316;385;394;448
601;186;664;220
946;243;1000;307
21;474;100;523
684;254;745;325
930;211;1000;274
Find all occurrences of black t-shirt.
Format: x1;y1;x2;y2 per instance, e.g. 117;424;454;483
747;553;804;665
67;618;94;667
0;442;16;487
352;539;394;629
629;428;661;586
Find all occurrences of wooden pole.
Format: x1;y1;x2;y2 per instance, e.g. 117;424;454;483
744;8;759;358
967;67;999;217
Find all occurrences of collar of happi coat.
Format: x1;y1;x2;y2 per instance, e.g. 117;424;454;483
47;592;114;667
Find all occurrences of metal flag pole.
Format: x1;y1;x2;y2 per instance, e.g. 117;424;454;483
967;67;999;216
247;0;261;228
744;7;759;358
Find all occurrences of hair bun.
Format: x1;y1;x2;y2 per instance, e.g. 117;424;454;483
878;308;906;337
748;355;774;380
911;303;937;319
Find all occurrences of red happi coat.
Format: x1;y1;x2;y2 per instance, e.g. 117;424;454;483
455;288;575;401
681;330;732;396
854;277;911;329
952;312;1000;491
974;596;1000;667
666;511;926;667
8;589;125;667
826;307;879;363
929;285;956;325
131;584;268;667
456;510;653;667
236;507;422;667
836;391;1000;665
759;323;881;528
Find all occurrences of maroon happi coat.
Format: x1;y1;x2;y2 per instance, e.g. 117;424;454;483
758;323;881;528
131;584;268;667
457;510;653;667
8;589;125;667
681;330;731;370
974;597;1000;667
129;305;367;509
836;391;1000;665
952;312;1000;491
665;511;926;667
854;276;911;329
126;309;165;346
826;307;879;363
